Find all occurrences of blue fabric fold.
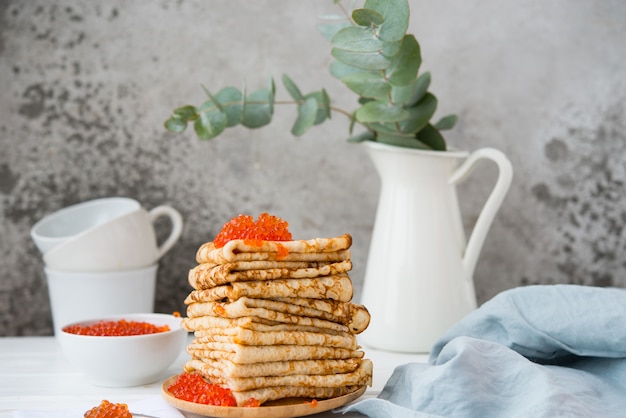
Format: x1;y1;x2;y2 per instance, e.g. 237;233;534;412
342;285;626;418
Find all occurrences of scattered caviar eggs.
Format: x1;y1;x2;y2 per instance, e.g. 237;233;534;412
167;372;237;406
84;400;131;418
63;319;170;336
213;213;292;248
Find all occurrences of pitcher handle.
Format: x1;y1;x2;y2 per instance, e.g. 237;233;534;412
148;205;184;259
448;148;513;280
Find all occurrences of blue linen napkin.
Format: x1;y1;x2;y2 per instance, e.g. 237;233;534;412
342;284;626;418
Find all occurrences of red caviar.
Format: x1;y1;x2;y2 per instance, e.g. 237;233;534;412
63;319;170;336
243;398;261;407
167;372;237;406
84;399;131;418
213;213;292;248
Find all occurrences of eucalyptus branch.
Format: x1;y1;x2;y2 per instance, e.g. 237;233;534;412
164;0;457;150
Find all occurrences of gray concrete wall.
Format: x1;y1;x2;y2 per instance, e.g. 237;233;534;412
1;0;625;335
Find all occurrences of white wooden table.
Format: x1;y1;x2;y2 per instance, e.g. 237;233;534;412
0;336;427;417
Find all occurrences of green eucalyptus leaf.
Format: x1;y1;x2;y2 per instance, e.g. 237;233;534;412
291;97;318;136
201;86;225;114
364;0;410;42
347;130;375;143
399;92;438;133
331;26;384;53
164;117;188;133
387;35;421;86
416;124;447;151
434;114;458;130
317;21;351;40
242;88;274;128
390;83;414;105
352;8;384;26
214;87;243;127
376;132;432;149
341;72;391;98
355;101;409;123
349;112;356;134
329;61;363;79
194;109;227;140
281;74;304;102
303;90;331;125
382;39;402;57
331;48;390;71
269;77;276;98
172;105;198;122
197;99;217;114
411;71;430;103
367;122;402;134
321;89;331;120
407;72;431;106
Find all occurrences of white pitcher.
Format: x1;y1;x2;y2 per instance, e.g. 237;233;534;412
359;141;513;353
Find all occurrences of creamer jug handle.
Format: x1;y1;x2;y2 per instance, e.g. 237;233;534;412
448;148;513;280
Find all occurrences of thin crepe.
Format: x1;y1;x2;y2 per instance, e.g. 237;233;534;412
231;385;363;407
186;342;364;363
208;359;372;391
184;357;362;378
183;312;350;334
185;315;351;335
186;297;370;334
196;234;352;264
190;327;358;349
184;274;354;303
188;259;353;289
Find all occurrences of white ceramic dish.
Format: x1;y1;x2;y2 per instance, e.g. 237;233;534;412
57;313;187;387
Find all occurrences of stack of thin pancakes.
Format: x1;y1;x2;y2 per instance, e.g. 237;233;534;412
181;233;373;406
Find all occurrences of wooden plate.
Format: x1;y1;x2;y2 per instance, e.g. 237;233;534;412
161;375;366;418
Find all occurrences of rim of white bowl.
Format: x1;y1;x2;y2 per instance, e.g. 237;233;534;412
59;313;185;338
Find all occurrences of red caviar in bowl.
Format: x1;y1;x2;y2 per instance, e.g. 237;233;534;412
63;319;170;336
84;399;131;418
213;213;292;248
167;372;237;406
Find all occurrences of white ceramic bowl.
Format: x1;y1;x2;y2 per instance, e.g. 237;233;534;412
57;313;187;387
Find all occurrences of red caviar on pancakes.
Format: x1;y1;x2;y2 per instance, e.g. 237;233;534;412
213;213;293;249
84;400;131;418
63;319;170;336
